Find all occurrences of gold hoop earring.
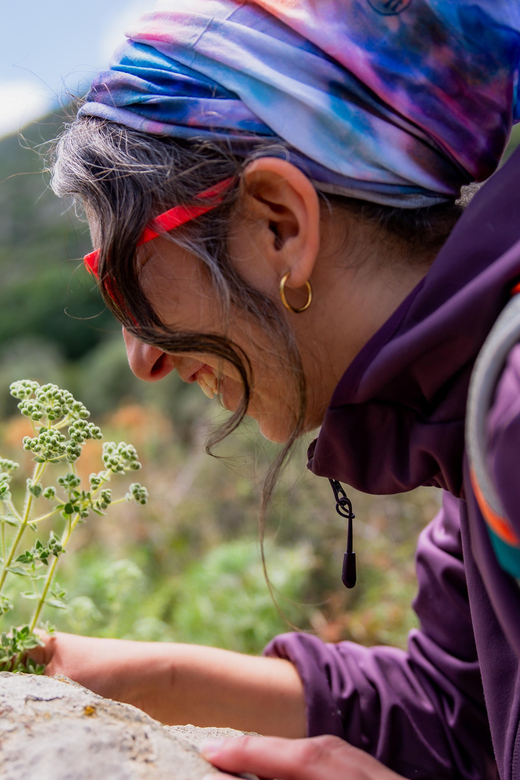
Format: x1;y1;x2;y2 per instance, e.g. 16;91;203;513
279;272;313;314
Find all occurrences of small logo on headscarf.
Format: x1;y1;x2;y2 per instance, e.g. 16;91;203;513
367;0;412;14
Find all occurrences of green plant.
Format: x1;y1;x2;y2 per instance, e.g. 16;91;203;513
0;380;148;672
170;539;315;653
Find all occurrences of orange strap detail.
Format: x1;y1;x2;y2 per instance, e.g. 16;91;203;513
470;467;520;547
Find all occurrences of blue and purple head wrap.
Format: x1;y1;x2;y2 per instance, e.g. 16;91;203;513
80;0;520;207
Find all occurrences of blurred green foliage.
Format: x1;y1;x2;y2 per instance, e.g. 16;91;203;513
0;112;117;366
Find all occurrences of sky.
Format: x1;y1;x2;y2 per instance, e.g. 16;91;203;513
1;0;154;139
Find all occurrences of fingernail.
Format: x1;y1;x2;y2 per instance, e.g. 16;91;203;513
200;739;224;759
201;775;233;780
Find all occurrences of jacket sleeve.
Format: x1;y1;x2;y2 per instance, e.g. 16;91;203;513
264;491;497;780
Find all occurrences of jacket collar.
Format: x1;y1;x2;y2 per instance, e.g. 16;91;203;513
308;147;520;497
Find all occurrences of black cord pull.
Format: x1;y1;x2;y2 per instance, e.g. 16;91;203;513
329;479;356;589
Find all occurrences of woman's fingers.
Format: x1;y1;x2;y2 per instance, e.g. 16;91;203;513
26;629;55;668
201;735;404;780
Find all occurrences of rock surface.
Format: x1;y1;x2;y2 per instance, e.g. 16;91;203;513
0;673;258;779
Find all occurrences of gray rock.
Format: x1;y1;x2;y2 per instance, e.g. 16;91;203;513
0;673;258;780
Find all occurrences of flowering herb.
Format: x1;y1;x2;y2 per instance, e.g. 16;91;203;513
0;381;148;673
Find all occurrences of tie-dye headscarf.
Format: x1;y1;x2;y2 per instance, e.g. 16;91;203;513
80;0;520;207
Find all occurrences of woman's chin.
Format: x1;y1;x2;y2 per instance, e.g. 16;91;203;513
254;414;294;444
219;381;296;443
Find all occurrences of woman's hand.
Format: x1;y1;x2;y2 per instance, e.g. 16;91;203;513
28;632;307;735
201;735;405;780
27;631;160;710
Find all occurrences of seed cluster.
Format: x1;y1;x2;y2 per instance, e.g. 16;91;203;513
127;483;149;505
102;442;142;474
0;474;12;502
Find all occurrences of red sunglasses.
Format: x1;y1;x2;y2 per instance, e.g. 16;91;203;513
83;176;235;279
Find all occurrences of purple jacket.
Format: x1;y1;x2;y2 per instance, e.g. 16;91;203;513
265;146;520;779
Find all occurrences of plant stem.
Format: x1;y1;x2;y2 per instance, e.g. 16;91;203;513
29;507;82;632
0;461;47;594
29;554;60;632
29;467;133;632
53;416;73;432
30;508;63;525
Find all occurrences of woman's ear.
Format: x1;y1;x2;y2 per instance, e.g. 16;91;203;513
240;158;321;290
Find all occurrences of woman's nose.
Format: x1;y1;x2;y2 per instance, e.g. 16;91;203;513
122;327;174;382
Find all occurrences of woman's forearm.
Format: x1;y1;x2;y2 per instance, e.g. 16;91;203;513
132;642;307;737
34;633;307;738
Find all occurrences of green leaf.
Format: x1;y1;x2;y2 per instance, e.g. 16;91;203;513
23;658;45;675
6;567;31;577
15;552;33;564
46;599;67;610
18;635;43;651
51;584;66;599
0;597;12;616
1;515;20;527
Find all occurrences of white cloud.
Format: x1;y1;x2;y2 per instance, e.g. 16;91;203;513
99;1;154;65
0;80;51;140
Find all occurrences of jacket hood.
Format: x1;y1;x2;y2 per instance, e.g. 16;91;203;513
308;146;520;497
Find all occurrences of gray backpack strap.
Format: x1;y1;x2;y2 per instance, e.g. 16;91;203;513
466;292;520;576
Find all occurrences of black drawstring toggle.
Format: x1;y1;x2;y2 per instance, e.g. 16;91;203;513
329;479;356;589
